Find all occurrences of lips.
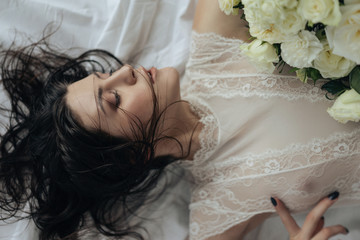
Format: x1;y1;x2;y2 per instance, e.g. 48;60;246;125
148;67;157;84
140;66;155;84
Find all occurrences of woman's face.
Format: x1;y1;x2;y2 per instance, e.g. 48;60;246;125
66;65;180;138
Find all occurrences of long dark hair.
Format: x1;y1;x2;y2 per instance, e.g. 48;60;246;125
0;32;186;239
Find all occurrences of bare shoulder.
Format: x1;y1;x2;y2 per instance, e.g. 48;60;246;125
193;0;250;41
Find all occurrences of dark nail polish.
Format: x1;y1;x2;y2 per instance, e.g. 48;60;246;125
270;197;277;207
345;227;349;233
328;191;339;200
321;216;324;220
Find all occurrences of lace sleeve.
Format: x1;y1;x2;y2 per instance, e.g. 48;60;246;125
182;31;328;103
186;31;256;76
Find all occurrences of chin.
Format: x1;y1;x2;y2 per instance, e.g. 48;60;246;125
156;67;181;106
163;67;179;80
158;67;180;88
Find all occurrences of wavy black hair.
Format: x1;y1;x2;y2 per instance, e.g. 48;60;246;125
0;32;189;239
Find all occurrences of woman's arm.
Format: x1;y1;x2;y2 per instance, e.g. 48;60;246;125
193;0;250;41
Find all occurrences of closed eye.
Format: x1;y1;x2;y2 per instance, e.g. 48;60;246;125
113;90;120;108
101;91;120;111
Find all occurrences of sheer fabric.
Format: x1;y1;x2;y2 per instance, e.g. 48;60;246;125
180;31;360;240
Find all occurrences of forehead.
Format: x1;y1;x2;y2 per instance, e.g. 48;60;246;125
66;75;100;129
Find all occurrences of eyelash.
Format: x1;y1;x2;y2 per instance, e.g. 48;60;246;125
112;90;120;108
109;69;113;76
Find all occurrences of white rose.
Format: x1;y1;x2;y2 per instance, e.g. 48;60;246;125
242;1;257;24
327;89;360;123
244;1;305;43
276;0;298;9
248;21;286;44
240;39;279;73
218;0;241;15
243;0;286;24
240;0;251;4
243;1;275;23
345;0;360;4
325;3;360;64
258;1;285;21
313;42;356;79
297;0;341;26
277;10;306;36
281;30;323;68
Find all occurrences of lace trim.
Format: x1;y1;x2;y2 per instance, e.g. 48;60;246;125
184;31;329;103
188;128;360;240
196;128;360;184
191;31;245;44
183;73;329;103
181;96;220;166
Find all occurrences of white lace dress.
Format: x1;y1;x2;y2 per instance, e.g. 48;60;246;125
180;31;360;240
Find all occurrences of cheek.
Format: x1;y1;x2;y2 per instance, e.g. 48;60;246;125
126;92;154;124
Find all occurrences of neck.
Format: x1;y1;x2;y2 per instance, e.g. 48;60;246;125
155;101;202;161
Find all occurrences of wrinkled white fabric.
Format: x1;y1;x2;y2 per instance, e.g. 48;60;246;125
0;1;197;239
0;0;196;73
180;31;360;240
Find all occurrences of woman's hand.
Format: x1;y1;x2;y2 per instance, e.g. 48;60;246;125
271;191;349;240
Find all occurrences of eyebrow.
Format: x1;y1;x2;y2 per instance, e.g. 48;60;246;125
94;72;107;114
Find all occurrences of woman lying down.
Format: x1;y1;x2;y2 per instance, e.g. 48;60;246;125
0;0;358;239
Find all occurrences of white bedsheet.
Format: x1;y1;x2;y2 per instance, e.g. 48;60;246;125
0;1;195;239
0;0;359;239
0;0;196;72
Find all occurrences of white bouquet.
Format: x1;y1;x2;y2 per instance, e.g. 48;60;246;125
218;0;360;123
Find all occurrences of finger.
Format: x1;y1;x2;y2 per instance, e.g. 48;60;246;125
271;197;300;236
312;216;324;237
302;191;339;238
313;225;349;240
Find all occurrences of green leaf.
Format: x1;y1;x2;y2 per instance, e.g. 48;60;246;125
306;21;314;28
273;43;281;55
349;66;360;94
321;80;349;95
240;13;246;20
296;69;308;83
315;29;326;41
233;3;244;9
248;36;257;41
238;3;246;20
305;22;325;32
289;67;299;73
306;68;322;83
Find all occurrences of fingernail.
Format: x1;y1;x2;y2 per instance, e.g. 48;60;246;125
321;216;324;220
345;227;349;234
270;197;277;207
328;191;339;200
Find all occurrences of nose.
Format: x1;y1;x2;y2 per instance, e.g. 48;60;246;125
101;65;136;89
